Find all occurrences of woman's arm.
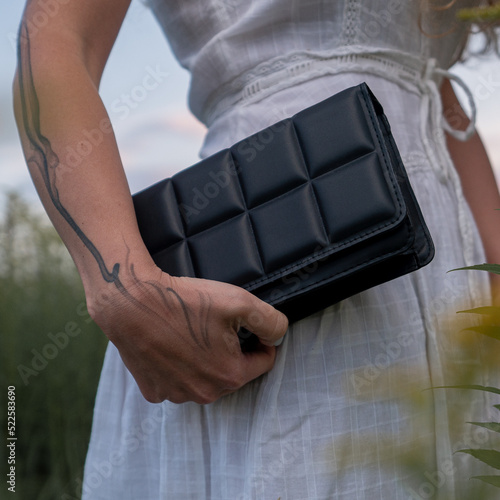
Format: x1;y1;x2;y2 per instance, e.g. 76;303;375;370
441;78;500;298
13;0;287;404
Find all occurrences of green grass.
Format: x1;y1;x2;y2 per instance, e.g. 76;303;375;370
0;192;108;499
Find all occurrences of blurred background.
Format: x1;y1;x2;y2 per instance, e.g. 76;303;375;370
0;1;499;498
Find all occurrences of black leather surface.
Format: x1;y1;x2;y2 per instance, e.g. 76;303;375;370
133;83;434;323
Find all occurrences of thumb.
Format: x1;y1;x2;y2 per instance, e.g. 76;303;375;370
239;296;289;347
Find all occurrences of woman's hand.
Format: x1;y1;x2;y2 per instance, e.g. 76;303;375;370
89;265;289;404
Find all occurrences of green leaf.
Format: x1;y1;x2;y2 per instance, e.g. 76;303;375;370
471;475;500;488
457;6;500;23
449;264;500;275
462;325;500;341
432;385;500;395
468;422;500;434
458;449;500;470
457;306;500;316
494;405;500;412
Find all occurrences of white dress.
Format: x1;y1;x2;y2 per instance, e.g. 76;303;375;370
83;1;498;498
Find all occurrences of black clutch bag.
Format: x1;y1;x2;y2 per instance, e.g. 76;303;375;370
133;83;434;324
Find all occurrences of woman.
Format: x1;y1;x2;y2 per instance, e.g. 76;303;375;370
14;0;500;498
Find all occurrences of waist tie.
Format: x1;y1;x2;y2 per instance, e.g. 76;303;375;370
416;57;479;298
417;57;476;182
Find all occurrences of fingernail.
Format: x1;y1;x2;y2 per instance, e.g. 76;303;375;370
274;336;285;347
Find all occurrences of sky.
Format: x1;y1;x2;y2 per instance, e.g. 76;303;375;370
0;1;206;209
1;1;499;214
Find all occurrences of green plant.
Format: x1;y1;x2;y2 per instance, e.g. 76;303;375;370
435;264;500;490
458;4;500;23
0;192;108;499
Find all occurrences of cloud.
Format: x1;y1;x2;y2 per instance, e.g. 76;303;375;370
112;106;207;193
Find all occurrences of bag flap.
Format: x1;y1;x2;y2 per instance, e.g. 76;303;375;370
133;84;410;289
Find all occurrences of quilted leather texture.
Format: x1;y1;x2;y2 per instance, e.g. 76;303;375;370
133;84;434;321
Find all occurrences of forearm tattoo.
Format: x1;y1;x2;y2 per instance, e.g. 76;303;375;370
17;21;120;284
16;21;215;351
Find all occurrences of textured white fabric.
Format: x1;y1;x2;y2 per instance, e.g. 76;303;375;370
83;1;499;499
